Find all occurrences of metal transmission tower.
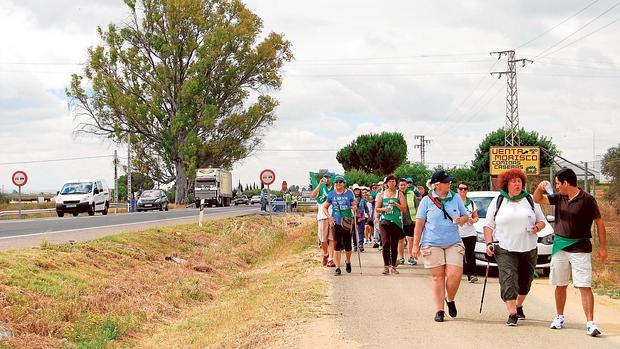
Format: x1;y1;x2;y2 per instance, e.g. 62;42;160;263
414;135;432;164
490;50;532;146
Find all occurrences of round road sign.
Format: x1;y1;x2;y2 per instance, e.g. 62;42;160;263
12;170;28;187
260;169;276;186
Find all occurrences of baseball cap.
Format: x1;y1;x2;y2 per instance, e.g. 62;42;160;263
352;184;361;190
430;170;455;184
334;175;345;182
322;171;333;178
405;177;413;183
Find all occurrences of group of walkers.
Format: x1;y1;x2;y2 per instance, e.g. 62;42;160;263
312;167;608;336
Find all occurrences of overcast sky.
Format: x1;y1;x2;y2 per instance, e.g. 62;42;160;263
1;0;618;193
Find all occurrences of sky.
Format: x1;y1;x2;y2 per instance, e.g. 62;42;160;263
0;0;618;194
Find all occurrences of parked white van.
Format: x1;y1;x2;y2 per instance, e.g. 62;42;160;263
55;180;110;217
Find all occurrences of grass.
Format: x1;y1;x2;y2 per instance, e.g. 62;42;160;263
0;215;323;348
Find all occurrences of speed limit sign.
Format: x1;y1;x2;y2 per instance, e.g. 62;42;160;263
12;170;28;187
259;169;276;186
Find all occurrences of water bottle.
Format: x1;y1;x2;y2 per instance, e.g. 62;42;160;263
544;181;554;195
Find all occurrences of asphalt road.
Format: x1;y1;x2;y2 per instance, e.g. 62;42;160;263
280;245;620;349
0;205;260;250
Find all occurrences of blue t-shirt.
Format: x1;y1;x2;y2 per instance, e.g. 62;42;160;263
326;189;356;225
416;191;467;247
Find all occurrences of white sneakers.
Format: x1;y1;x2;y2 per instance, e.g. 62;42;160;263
549;315;565;329
586;321;602;337
550;316;602;337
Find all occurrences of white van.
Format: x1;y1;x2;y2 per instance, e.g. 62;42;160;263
55;180;110;217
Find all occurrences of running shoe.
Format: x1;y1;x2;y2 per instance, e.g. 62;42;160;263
468;275;478;283
359;246;365;252
373;242;380;248
390;266;399;274
345;262;352;273
445;299;457;318
327;260;336;267
434;310;445;322
506;314;518;326
550;315;565;329
586;321;601;337
334;268;341;276
407;257;417;265
516;306;526;319
398;258;405;265
382;267;390;275
322;254;328;266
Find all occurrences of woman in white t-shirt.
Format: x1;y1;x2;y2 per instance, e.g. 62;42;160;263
484;169;546;327
457;181;479;283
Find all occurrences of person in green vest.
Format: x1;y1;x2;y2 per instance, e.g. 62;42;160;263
375;174;406;275
400;178;419;266
285;191;292;213
312;172;335;267
534;168;608;337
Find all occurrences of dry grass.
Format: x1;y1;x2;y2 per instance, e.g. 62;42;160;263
0;215;322;348
592;200;620;299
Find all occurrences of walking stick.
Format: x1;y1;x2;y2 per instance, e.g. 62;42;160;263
479;259;490;313
352;215;363;275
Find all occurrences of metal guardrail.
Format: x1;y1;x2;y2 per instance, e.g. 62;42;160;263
0;208;56;217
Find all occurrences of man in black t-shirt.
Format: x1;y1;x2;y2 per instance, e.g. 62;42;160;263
534;168;608;337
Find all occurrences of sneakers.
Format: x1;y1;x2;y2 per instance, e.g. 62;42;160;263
345;262;352;273
586;321;601;337
334;268;341;276
407;257;417;265
359;246;365;252
506;314;518;326
382;266;390;275
550;315;565;329
468;275;478;283
326;260;335;267
390;266;399;274
434;310;445;322
322;254;328;266
373;242;380;248
516;306;526;319
445;299;457;318
398;258;405;265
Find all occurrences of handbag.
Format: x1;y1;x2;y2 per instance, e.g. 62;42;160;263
334;190;353;231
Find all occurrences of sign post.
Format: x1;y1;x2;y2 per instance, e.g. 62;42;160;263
259;169;276;223
12;171;28;219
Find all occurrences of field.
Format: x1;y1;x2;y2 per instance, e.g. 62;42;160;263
0;215;324;348
592;200;620;299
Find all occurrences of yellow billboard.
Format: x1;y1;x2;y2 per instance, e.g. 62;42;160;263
490;146;540;175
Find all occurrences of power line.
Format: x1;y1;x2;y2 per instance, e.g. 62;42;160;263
533;1;620;59
516;0;602;49
287;59;493;66
284;71;490;78
294;52;489;62
0;155;113;166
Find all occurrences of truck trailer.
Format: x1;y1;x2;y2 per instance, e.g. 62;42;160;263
194;168;233;208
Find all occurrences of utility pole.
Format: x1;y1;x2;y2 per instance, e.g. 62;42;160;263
414;135;432;165
113;150;119;211
490;50;532;146
127;134;132;206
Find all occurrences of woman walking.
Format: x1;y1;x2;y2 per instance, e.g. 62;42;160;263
484;168;547;326
456;181;479;283
412;170;469;322
323;175;358;276
375;174;406;275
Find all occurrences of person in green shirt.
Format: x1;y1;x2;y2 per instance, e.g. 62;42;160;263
375;174;406;275
312;172;335;267
285;191;292;213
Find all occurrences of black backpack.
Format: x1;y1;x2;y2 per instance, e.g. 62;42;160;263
493;194;535;219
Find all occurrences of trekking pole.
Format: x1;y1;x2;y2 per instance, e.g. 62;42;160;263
479;259;490;313
353;214;363;275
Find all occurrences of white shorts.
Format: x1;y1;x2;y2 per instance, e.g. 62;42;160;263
549;250;592;288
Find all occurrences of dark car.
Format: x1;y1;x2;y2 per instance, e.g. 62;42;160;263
137;189;169;212
234;195;250;205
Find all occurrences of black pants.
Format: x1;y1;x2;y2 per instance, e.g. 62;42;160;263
379;220;402;267
462;236;477;278
334;224;353;252
495;246;537;301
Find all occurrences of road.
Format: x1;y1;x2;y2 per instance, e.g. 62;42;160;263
0;205;259;250
278;245;620;349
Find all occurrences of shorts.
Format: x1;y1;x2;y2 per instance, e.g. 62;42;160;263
317;219;334;243
421;243;465;269
495;246;537;301
333;224;353;252
549;250;592;288
403;223;414;238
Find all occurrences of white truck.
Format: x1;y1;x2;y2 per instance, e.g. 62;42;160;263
194;168;233;208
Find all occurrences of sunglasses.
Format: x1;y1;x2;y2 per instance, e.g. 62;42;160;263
457;187;468;191
334;180;344;184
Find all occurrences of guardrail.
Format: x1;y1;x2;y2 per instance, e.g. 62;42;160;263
0;208;56;217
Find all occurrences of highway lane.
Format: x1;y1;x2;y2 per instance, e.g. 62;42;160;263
0;205;260;250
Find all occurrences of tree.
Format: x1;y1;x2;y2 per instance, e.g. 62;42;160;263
602;144;620;200
471;128;560;190
117;173;154;201
343;169;381;187
336;132;407;175
394;162;431;187
67;0;293;204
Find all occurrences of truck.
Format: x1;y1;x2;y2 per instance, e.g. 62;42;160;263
194;168;233;208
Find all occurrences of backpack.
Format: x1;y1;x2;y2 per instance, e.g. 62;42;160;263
493;194;535;219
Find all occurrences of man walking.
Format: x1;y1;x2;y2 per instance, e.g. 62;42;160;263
312;172;335;267
533;168;608;337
